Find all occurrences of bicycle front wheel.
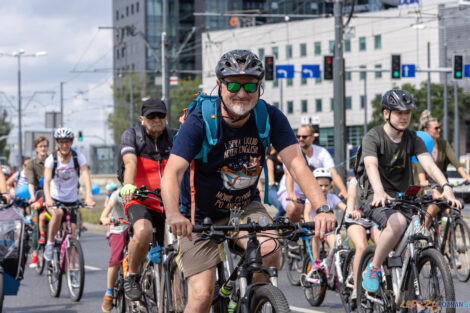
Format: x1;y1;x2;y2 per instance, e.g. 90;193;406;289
250;284;290;313
285;244;303;286
36;246;46;275
405;248;455;313
302;255;327;307
0;271;4;313
66;238;85;301
162;257;187;313
114;265;127;313
451;218;470;282
340;248;356;312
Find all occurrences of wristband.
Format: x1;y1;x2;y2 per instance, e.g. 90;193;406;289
441;183;453;190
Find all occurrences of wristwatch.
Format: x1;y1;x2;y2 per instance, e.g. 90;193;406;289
441;183;453;190
316;204;333;214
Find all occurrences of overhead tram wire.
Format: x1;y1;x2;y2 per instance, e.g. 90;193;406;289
71;30;101;73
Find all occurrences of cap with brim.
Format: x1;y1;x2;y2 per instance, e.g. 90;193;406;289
141;98;167;116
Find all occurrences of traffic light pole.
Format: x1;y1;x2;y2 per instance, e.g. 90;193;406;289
454;80;459;157
333;0;346;180
443;23;448;140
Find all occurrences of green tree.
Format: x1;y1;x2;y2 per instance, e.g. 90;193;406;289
368;82;470;145
0;110;12;161
108;75;202;143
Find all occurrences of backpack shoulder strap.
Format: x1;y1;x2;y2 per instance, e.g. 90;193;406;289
375;125;386;155
253;99;271;149
404;129;415;156
71;150;80;177
52;152;58;179
195;96;218;163
133;125;146;156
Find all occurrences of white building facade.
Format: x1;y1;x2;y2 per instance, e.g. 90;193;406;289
201;1;447;149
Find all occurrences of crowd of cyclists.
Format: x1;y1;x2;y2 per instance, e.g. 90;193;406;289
1;48;469;313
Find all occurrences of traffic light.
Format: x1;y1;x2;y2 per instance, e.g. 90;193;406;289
323;55;333;80
391;54;401;79
264;56;274;81
454;55;463;79
78;131;83;142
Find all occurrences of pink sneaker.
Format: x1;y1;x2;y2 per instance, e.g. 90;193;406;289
313;259;321;270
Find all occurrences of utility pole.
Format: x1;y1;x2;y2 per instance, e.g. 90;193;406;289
60;81;64;127
17;54;22;161
280;80;284;113
442;13;449;140
454;81;459;157
162;0;170;125
333;0;346;179
427;42;431;112
129;77;134;127
363;71;368;134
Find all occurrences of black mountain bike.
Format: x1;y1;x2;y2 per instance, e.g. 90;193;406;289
192;215;316;313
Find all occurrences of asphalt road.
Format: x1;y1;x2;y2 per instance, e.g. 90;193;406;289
4;229;470;313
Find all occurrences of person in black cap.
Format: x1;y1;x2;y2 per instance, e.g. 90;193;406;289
113;97;176;304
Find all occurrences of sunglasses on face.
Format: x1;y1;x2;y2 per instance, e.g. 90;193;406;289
297;135;311;139
146;112;167;120
57;140;72;145
434;126;441;130
221;79;259;93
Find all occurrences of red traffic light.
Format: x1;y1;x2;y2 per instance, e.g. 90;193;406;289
266;57;273;64
326;57;333;64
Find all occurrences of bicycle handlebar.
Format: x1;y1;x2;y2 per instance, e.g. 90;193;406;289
192;220;315;233
99;218;129;226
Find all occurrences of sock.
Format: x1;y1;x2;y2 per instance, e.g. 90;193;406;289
126;272;138;277
47;240;54;246
106;288;114;296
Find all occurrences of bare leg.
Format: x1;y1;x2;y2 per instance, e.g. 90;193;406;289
347;225;369;290
107;264;120;290
185;267;216;313
311;237;322;259
371;213;407;268
127;219;153;274
285;201;303;223
425;204;439;228
39;213;47;234
48;208;64;242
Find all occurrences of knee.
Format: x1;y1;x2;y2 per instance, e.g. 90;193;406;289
286;202;301;214
189;282;214;305
388;213;407;233
133;222;152;244
354;241;368;254
260;241;280;266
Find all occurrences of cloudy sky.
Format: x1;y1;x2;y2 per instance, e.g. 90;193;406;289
0;1;114;163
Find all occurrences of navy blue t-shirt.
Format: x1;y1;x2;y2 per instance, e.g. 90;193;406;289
171;100;297;223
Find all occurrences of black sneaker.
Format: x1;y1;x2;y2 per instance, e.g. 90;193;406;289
124;273;142;301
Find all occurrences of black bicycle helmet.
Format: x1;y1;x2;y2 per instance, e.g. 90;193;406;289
381;89;416;111
215;50;264;80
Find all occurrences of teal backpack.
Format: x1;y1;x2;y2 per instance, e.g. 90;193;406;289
179;92;272;206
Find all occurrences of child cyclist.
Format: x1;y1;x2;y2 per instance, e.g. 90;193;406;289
304;168;347;269
99;187;127;313
30;196;51;245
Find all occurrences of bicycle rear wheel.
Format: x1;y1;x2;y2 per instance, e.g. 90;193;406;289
47;247;62;297
141;261;159;312
340;249;356;312
404;248;455;313
66;238;85;301
36;246;46;275
250;284;290;313
114;266;127;313
451;218;470;282
285;243;303;286
162;256;187;313
0;271;4;313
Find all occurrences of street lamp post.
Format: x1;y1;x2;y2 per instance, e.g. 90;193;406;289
1;49;46;164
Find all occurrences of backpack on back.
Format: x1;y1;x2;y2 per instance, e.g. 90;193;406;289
51;150;80;179
178;92;272;223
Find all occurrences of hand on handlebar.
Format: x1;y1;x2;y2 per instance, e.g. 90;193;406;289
286;192;299;204
167;212;193;241
371;191;394;208
45;197;55;209
100;217;111;226
85;196;95;207
120;184;137;203
441;187;463;210
348;210;362;220
313;212;335;239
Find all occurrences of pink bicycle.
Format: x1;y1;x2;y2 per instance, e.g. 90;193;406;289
46;201;90;302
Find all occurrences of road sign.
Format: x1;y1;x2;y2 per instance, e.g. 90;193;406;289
301;65;320;79
275;65;294;79
402;64;416;78
398;0;420;9
465;64;470;78
170;76;178;86
45;112;62;128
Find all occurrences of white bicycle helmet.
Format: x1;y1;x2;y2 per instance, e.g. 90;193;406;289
54;128;74;139
313;168;332;180
1;165;11;177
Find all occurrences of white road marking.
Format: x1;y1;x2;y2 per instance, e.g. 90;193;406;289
290;306;325;313
85;265;102;271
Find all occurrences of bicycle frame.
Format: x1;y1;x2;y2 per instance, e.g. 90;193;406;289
54;206;76;274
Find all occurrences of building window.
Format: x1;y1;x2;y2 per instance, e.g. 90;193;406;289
273;102;279;108
316;99;322;112
301;100;308;113
121;46;125;57
301;77;307;85
345;71;351;81
287;78;293;86
287;101;293;114
361;95;366;109
375;94;382;103
347;126;362;147
375;64;382;79
374;35;382;50
344;39;351;52
300;43;307;57
131;64;135;71
116;49;120;59
360;65;366;80
272;46;278;59
346;96;352;110
273;79;278;88
316;76;322;84
330;98;334;111
131;4;134;14
136;2;139;12
329;40;335;54
258;48;265;60
286;44;293;59
319;127;334;149
126;6;129;16
359;37;366;51
314;42;321;55
116;10;119;20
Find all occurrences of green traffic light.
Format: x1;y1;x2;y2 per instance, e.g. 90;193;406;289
393;71;400;77
456;71;462;78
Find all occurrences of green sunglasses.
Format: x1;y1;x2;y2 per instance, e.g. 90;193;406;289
221;79;259;93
